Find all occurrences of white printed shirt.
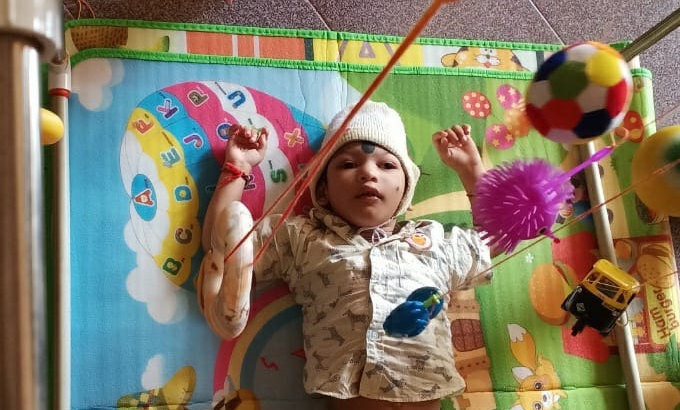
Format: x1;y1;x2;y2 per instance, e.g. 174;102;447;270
253;207;493;402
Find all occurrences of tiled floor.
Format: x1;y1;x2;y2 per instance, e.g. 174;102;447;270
64;0;680;263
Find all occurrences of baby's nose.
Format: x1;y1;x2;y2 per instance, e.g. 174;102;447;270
359;164;378;180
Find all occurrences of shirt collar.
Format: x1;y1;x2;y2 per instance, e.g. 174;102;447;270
310;207;419;245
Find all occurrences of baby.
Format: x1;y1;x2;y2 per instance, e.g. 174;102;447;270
199;101;493;410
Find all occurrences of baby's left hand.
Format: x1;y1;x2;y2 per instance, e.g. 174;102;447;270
432;124;482;174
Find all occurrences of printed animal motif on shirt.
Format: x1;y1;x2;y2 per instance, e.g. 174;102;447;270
328;246;362;267
300;230;323;254
330;299;342;310
407;352;432;371
311;310;327;326
322;326;345;345
312;351;329;371
366;363;407;393
432;365;454;382
337;288;356;301
302;283;317;302
348;350;365;365
317;271;331;287
349;381;361;395
344;309;369;330
318;373;342;391
353;268;371;281
420;384;442;400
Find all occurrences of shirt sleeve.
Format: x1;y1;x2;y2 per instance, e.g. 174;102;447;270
251;213;298;283
445;225;494;290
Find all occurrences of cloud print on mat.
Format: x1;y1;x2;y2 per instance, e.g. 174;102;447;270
71;58;124;111
142;354;165;389
121;131;191;324
124;220;189;323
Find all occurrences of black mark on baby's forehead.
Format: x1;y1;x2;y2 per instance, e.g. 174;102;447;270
361;142;376;153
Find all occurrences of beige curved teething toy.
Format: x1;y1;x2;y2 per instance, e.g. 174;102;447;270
197;201;254;340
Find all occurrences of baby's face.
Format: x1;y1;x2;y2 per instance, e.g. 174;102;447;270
321;141;406;228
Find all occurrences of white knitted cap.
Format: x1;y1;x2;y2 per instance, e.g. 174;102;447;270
310;101;420;217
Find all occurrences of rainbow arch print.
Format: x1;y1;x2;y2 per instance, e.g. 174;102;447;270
212;283;326;410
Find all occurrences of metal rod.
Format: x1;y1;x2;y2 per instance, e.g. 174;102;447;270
0;36;47;410
578;141;646;410
0;0;62;407
573;8;680;410
621;7;680;61
47;55;72;410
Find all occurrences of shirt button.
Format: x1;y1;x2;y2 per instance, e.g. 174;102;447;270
367;330;379;341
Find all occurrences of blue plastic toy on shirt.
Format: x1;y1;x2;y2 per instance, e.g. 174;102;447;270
383;287;444;337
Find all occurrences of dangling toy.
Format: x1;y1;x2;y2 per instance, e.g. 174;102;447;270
525;41;633;145
561;259;640;336
40;107;65;145
383;287;444;338
631;125;680;217
472;146;613;253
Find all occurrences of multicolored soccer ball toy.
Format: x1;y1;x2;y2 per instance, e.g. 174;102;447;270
525;41;633;144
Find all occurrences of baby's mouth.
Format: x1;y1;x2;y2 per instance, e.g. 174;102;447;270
358;188;382;199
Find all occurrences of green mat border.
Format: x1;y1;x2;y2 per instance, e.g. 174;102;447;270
65;18;648;81
64;17;631;53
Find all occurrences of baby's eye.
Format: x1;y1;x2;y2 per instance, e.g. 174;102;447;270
382;162;399;170
340;161;356;169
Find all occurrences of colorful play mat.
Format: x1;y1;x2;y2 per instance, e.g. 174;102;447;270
62;19;679;410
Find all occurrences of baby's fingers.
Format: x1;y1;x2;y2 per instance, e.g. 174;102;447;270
450;124;471;140
431;130;452;152
255;131;269;151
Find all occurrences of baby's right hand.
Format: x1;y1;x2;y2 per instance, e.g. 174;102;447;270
432;124;484;174
224;124;269;172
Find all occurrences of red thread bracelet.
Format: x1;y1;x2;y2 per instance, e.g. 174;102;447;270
217;162;249;189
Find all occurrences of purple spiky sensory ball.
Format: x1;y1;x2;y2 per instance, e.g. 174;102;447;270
471;159;575;253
